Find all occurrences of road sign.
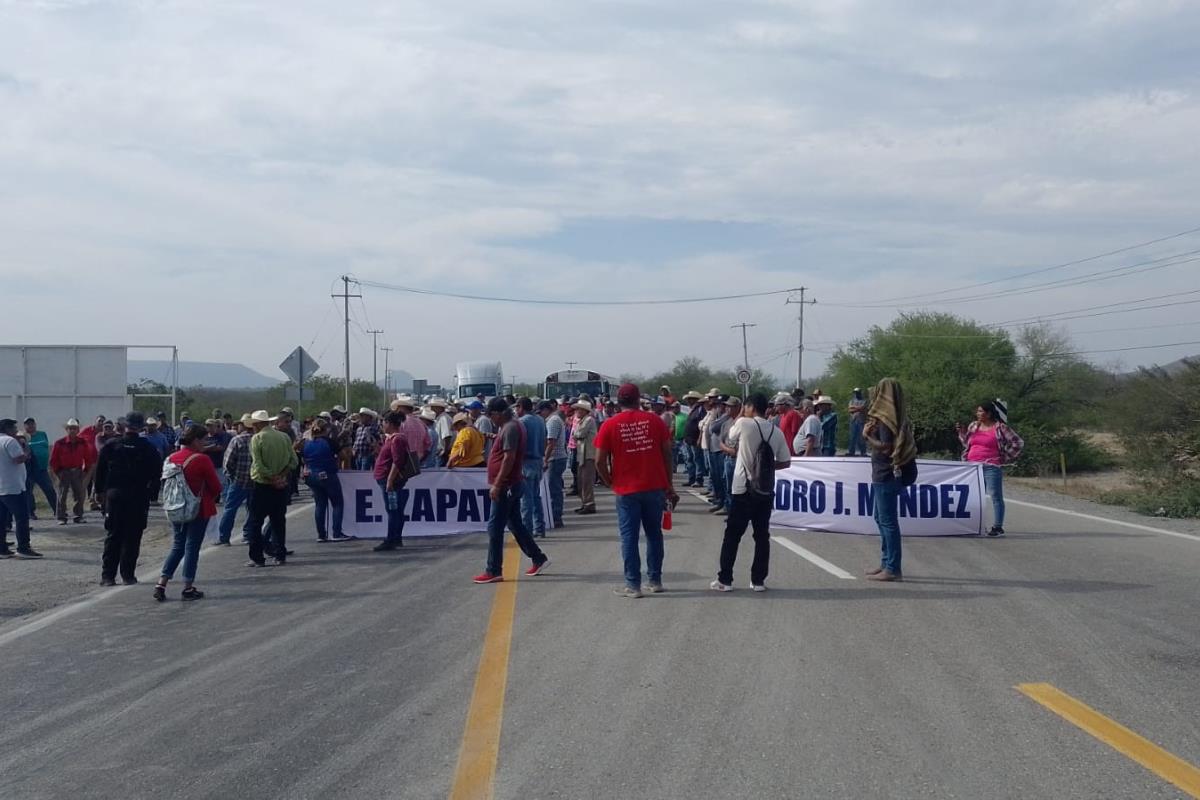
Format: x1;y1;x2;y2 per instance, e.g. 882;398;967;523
280;347;319;385
736;368;752;386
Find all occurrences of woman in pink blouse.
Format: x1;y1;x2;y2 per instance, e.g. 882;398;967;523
956;399;1023;537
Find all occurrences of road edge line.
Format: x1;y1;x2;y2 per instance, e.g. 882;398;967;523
1006;499;1200;543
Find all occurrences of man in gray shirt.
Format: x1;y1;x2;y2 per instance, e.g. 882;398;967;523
539;400;568;530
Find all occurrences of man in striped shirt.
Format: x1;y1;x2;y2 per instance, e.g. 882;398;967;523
217;414;254;545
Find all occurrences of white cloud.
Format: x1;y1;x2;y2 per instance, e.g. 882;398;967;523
1;0;1198;386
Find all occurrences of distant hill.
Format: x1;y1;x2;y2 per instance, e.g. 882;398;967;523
1119;354;1198;379
387;369;415;391
129;361;280;389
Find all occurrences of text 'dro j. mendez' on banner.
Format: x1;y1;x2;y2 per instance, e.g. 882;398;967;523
772;458;986;536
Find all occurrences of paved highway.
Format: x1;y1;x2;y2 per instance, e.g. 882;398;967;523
1;489;1198;799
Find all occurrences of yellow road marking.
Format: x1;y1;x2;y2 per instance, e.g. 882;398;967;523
449;540;522;800
1018;682;1200;798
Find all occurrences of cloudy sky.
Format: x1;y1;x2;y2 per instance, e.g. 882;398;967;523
3;0;1199;389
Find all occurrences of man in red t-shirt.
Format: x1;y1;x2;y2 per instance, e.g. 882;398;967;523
473;398;549;584
776;395;802;457
595;383;679;598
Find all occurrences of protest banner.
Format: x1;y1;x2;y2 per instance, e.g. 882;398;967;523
772;458;986;536
327;468;552;538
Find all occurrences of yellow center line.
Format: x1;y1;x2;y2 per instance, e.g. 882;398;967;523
1018;682;1200;798
449;540;522;800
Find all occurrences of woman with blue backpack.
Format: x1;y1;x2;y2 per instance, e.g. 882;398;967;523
154;424;222;601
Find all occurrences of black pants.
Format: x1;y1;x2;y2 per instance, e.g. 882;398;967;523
102;491;150;581
247;483;289;564
718;492;774;586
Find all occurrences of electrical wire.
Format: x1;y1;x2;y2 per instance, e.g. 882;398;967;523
357;278;803;306
821;250;1200;309
823;224;1200;306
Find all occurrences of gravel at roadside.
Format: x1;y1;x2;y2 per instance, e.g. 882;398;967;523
0;514;179;622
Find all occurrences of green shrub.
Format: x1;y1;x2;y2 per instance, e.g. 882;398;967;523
1008;425;1114;477
1098;479;1200;518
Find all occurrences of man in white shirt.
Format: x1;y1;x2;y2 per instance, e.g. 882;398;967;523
711;394;791;592
429;398;455;465
793;399;823;456
0;418;38;558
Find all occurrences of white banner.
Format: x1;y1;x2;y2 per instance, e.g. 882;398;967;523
771;458;986;537
331;468;552;538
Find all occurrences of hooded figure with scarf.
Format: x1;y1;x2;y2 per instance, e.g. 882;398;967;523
863;378;918;582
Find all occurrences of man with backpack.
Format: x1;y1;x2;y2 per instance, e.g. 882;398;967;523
93;412;162;585
710;392;792;593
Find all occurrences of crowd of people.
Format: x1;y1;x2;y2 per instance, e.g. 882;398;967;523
0;377;1022;597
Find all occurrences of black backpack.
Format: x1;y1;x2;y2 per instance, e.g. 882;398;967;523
749;419;779;496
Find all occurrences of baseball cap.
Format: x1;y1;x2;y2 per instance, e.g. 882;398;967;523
617;382;640;403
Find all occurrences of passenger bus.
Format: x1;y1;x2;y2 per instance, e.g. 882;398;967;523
540;369;617;400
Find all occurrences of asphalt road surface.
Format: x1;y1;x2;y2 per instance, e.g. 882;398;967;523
1;488;1198;800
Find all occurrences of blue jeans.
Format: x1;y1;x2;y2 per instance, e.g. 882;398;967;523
25;465;57;516
708;451;727;507
307;474;345;538
377;479;405;543
546;458;566;525
872;480;902;575
161;515;208;583
723;456;735;512
615;490;665;589
356;456;375;472
848;417;866;456
0;492;31;551
520;461;546;535
217;482;254;543
983;465;1005;528
485;482;546;576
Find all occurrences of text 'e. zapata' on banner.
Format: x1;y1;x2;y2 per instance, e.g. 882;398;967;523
330;468;553;538
771;458;986;537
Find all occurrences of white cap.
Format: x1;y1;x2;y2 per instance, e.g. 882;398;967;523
572;400;593;411
427;396;448;408
249;410;271;423
419;407;438;421
393;395;417;409
65;418;80;427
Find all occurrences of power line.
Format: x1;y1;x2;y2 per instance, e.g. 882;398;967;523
809;339;1200;363
983;289;1200;328
821;250;1200;309
826;224;1200;306
357;279;803;306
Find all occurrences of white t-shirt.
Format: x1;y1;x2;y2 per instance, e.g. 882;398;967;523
729;417;792;495
0;435;27;496
435;414;454;454
793;414;823;455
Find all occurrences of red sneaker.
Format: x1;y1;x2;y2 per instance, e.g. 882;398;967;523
525;558;551;577
472;572;503;584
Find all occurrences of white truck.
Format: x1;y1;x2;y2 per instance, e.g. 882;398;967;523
455;361;504;402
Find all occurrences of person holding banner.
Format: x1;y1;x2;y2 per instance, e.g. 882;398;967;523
957;399;1023;537
373;411;412;552
863;378;918;582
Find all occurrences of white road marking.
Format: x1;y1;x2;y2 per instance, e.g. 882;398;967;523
770;535;856;580
0;503;313;647
1006;499;1200;544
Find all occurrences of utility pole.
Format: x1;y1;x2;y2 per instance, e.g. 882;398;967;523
730;322;756;399
367;328;384;406
332;275;362;412
785;287;817;391
381;346;394;410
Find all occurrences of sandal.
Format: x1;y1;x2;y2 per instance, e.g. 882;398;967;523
153;584;166;602
181;587;205;601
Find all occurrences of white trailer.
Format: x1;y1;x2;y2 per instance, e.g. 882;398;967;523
454;361;503;401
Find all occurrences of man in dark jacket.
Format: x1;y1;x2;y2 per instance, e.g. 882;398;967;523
93;412;161;586
682;392;709;487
